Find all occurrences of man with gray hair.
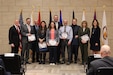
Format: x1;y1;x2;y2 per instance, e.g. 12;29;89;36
87;45;113;75
59;20;73;65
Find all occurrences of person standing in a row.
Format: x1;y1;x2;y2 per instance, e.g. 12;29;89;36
90;19;101;54
38;21;47;64
71;18;80;63
59;20;73;65
21;18;35;64
53;15;62;63
31;20;39;63
46;21;59;65
9;20;20;53
78;21;90;65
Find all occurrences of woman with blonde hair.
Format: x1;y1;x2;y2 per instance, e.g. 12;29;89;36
78;21;90;65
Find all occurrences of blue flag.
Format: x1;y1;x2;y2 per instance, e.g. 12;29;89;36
59;10;62;25
19;10;24;26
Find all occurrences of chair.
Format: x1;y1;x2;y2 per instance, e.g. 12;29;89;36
87;54;101;69
97;67;113;75
0;53;25;75
0;65;4;75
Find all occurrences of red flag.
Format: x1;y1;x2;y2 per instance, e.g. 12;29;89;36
38;11;41;26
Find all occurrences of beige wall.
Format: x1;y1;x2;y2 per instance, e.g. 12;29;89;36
0;0;113;56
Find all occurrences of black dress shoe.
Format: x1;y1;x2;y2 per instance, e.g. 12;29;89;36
39;61;42;64
42;61;45;64
74;61;77;64
26;62;31;64
60;61;65;64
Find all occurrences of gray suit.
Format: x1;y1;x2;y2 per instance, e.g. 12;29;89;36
87;56;113;75
21;24;35;63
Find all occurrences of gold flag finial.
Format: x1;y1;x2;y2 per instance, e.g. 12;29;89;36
103;5;106;9
32;5;35;11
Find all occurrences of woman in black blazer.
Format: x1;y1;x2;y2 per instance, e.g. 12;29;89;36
90;19;101;54
38;21;47;64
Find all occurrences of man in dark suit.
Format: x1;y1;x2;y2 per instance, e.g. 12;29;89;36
87;45;113;75
71;18;80;63
31;20;39;63
21;18;35;64
53;15;62;64
8;20;20;53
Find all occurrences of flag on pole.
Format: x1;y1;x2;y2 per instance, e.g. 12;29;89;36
59;10;62;25
101;9;108;45
19;9;24;26
94;9;96;20
30;11;34;26
49;10;52;25
82;9;85;21
38;11;41;26
72;10;75;19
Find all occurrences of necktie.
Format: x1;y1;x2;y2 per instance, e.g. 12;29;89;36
64;26;66;32
16;26;22;49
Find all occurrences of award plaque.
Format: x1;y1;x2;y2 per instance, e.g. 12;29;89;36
81;34;89;42
49;39;57;46
62;32;68;38
28;34;36;41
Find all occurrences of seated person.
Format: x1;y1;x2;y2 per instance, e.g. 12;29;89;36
0;58;11;75
87;45;113;75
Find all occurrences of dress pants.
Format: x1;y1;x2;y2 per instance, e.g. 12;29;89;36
21;42;30;63
60;39;71;63
49;46;57;63
31;41;39;62
80;43;88;64
71;45;79;62
56;43;61;63
11;45;19;53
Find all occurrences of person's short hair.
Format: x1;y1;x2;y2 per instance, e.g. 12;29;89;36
26;18;30;21
73;18;77;21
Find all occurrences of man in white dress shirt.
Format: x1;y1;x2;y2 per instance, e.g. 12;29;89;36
59;20;73;65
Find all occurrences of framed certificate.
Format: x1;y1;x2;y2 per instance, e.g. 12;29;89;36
62;32;68;38
28;34;36;41
38;42;47;49
49;39;57;46
81;34;89;42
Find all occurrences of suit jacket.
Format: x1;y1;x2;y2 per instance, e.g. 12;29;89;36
71;25;80;45
53;21;62;29
38;28;46;42
9;25;20;47
46;29;59;44
90;27;100;46
21;24;35;43
87;56;113;75
78;27;90;44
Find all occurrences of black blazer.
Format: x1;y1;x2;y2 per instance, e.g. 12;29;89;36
9;25;20;47
90;27;100;45
87;56;113;75
71;25;80;45
58;22;62;29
